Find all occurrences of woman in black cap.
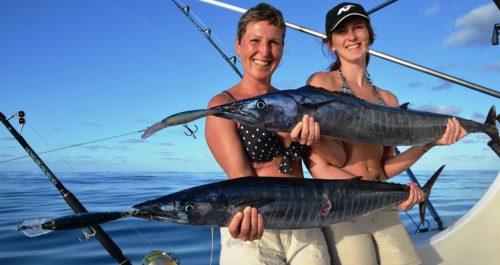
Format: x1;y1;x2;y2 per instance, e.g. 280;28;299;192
206;3;329;265
305;2;467;265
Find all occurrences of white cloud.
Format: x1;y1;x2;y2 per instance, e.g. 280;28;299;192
415;103;462;115
430;81;453;91
444;3;500;47
424;2;441;16
481;60;500;72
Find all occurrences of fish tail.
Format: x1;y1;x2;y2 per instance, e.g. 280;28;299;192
419;165;445;225
483;106;500;157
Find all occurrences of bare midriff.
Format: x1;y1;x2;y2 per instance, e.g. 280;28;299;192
342;141;386;181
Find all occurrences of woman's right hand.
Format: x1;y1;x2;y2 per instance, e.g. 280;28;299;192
228;206;264;241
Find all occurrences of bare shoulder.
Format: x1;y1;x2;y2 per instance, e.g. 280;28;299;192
375;87;399;107
208;91;234;108
307;71;340;92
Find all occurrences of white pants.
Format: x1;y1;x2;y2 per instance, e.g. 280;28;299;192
323;208;421;265
220;227;330;265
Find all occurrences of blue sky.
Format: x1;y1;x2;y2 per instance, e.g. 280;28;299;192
1;0;499;173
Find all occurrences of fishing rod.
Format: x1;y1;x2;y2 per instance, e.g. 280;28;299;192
171;0;242;78
0;111;132;265
181;0;446;231
198;0;500;99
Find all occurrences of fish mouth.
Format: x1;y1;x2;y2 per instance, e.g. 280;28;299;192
212;101;261;125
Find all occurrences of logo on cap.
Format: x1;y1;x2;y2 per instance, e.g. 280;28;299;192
337;5;355;15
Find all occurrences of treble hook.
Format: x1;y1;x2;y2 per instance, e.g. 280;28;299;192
78;226;96;243
183;123;198;139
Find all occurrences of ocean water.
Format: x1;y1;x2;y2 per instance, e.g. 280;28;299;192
0;170;497;265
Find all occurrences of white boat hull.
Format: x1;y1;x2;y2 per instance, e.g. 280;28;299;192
415;171;500;265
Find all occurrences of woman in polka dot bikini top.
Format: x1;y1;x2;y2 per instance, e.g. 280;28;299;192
205;3;331;265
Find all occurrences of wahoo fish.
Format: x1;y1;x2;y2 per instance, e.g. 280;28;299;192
141;86;500;156
16;166;442;235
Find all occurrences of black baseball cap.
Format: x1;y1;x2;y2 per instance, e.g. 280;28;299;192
325;2;369;34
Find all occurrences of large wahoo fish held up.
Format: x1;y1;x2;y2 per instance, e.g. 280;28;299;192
142;86;500;156
16;166;443;235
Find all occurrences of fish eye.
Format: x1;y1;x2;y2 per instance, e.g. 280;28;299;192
184;203;195;213
256;100;266;110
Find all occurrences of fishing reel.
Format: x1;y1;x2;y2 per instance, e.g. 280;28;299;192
7;111;26;134
141;250;180;265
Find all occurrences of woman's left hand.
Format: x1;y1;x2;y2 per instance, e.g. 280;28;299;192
290;115;320;146
398;182;425;211
431;118;468;147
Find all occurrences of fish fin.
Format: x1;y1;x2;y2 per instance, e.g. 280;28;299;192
484;106;500;157
399;102;409;110
485;105;497;125
300;85;331;93
303;85;365;101
419;165;445;224
234;198;275;209
487;140;500;157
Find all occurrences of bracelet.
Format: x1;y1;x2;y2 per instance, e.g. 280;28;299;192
414;145;430;153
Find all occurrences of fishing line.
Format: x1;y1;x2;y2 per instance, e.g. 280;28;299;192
2;0;246;162
210;227;214;265
0;129;145;164
0;126;145;164
99;0;228;67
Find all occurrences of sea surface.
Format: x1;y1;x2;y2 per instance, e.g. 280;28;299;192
0;170;497;265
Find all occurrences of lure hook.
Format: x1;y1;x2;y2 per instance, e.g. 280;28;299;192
183;124;198;139
78;226;96;243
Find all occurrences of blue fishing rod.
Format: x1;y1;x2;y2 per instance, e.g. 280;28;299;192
0;111;132;265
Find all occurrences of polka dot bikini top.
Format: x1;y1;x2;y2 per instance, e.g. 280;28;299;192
222;91;309;174
238;124;285;163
